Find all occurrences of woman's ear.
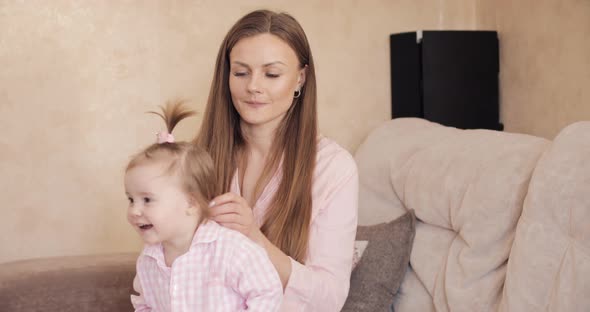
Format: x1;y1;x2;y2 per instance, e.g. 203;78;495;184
297;65;307;90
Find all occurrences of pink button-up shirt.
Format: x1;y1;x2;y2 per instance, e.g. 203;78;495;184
231;137;359;312
131;220;283;312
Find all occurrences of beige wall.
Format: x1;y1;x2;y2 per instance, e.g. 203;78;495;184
488;0;590;138
1;0;588;263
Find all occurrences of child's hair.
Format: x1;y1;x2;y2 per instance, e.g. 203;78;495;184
126;101;216;219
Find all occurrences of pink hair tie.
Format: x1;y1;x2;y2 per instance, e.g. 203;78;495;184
156;132;175;144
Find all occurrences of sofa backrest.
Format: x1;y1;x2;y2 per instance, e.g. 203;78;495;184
500;121;590;312
355;118;549;312
0;253;137;311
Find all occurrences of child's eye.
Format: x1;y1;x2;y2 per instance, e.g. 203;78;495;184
143;197;151;204
127;197;134;204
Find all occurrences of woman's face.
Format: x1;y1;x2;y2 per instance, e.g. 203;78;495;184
229;33;306;132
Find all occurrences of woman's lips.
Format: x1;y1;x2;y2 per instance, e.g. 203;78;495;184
245;100;267;107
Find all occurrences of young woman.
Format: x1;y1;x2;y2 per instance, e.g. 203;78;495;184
196;10;359;311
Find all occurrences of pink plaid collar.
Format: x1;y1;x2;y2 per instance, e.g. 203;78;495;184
142;220;221;261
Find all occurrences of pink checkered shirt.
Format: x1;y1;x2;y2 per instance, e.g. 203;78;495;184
131;220;282;312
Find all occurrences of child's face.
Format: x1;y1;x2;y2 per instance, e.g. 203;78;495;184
124;161;199;247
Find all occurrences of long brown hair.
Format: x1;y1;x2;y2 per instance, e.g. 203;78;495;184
127;101;217;220
195;10;317;262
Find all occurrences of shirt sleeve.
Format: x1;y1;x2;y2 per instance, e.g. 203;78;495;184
130;274;152;312
282;152;359;311
229;238;283;312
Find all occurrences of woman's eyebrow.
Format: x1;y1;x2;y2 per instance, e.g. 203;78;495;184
262;61;286;67
231;61;286;68
231;61;250;68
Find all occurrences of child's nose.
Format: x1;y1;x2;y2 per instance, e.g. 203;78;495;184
129;205;142;216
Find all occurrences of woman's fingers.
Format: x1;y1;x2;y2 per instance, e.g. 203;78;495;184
211;212;241;224
208;203;241;217
217;222;245;233
208;192;255;237
209;192;248;208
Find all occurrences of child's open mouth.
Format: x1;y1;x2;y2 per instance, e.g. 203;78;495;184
139;224;153;230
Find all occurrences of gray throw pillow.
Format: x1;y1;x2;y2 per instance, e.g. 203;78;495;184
342;209;416;312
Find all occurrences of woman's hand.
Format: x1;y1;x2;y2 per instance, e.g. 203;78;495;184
209;192;291;288
208;192;263;243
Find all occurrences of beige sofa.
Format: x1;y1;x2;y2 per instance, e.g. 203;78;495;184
355;118;590;312
0;253;137;311
2;117;588;311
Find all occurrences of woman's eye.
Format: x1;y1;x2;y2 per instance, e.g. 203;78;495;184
266;73;280;78
233;72;247;77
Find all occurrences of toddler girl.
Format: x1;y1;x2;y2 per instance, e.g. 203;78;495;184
125;101;282;311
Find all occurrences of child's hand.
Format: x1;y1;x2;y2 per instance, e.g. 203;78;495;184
209;192;263;242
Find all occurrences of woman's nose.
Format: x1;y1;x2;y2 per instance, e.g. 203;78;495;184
247;73;262;94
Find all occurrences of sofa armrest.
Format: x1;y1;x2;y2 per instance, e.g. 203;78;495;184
0;253;137;312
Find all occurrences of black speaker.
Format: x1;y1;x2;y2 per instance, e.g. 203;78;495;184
390;30;503;130
390;32;422;118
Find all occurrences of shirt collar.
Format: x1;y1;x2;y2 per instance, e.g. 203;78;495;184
141;220;221;260
191;220;221;245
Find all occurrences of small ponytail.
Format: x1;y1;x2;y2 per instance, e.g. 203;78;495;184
126;100;216;220
149;100;196;135
126;100;197;173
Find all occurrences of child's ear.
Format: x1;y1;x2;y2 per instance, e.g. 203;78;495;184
185;197;201;216
185;207;197;216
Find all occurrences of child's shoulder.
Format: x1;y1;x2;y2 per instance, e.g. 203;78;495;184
209;221;264;253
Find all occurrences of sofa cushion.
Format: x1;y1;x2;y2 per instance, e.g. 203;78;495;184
342;209;416;311
500;121;590;312
355;119;437;226
0;253;137;312
356;118;550;311
392;121;548;312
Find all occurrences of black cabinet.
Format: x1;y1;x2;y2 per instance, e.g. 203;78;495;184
390;30;503;130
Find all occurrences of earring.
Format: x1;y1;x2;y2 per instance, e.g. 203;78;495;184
294;89;301;98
